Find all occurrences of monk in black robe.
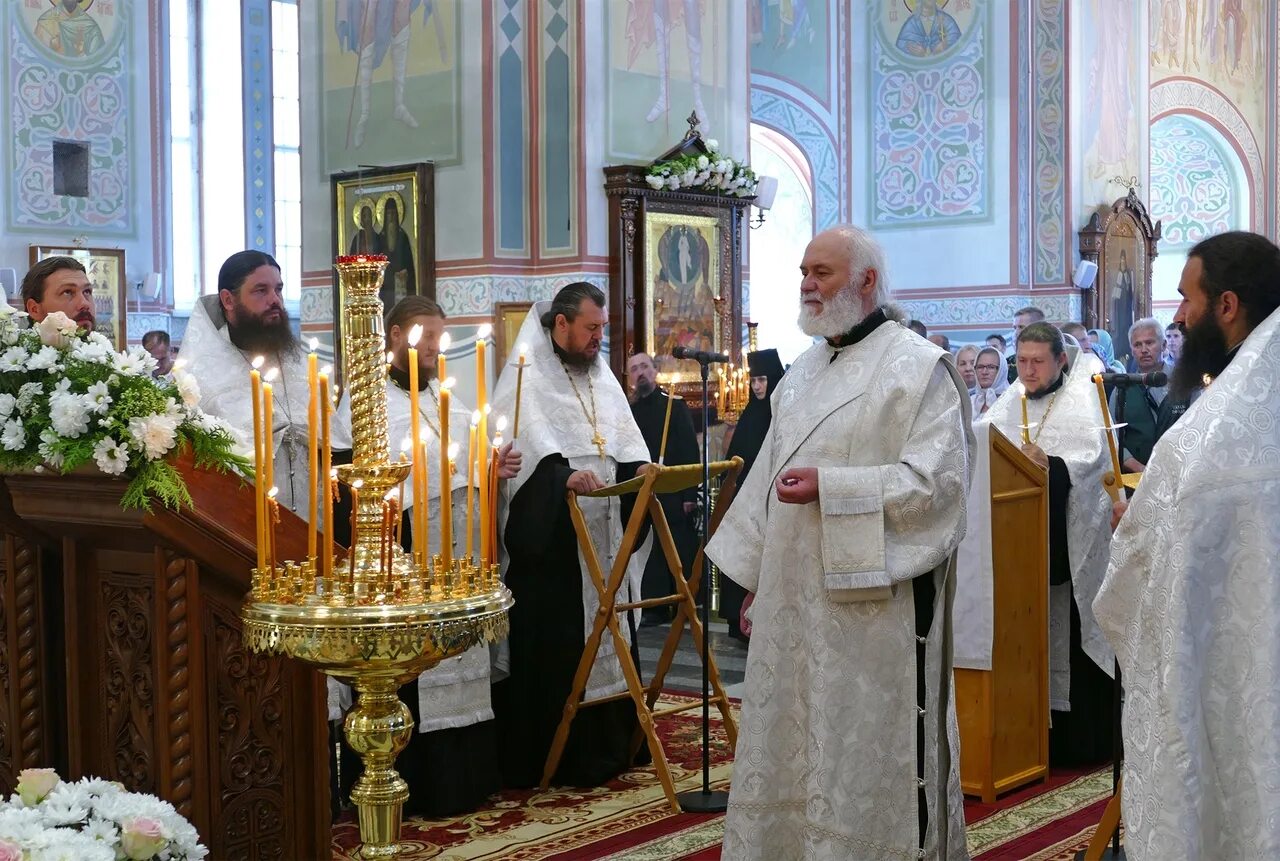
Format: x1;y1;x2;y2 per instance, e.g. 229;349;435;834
720;348;784;641
626;352;699;623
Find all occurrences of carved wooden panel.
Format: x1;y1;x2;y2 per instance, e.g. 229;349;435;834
209;600;287;860
158;550;199;821
0;538;10;788
100;573;156;794
10;536;43;778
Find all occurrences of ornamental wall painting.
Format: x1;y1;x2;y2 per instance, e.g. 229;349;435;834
870;0;990;227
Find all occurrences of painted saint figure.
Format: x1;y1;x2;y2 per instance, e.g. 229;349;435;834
380;197;416;308
624;0;708;128
895;0;961;58
1111;249;1136;360
335;0;449;148
34;0;106;58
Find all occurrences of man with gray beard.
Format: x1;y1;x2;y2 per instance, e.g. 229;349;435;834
707;225;973;860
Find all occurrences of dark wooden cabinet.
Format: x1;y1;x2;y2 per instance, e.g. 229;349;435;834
603;162;750;410
1078;189;1162;360
0;458;330;860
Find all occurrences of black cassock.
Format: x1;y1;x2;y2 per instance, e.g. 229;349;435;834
1046;456;1114;768
629;388;700;608
492;454;650;788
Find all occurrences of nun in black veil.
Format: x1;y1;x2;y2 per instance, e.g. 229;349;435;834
720;348;785;643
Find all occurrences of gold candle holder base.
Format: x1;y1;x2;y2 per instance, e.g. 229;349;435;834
242;595;510;858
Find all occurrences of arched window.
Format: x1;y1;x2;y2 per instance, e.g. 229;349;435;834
1149;114;1250;315
748;124;815;365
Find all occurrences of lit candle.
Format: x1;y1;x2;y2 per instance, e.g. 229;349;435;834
437;331;451;386
513;342;529;439
267;486;280;574
466;411;479;562
718;368;727;413
249;356;266;572
476;324;491;564
1020;391;1031;445
319;368;334;583
439;378;454;568
397;438;411;551
406;324;426;566
307;341;318;560
262;367;278;499
445;440;459;568
659;384;675;465
386;350;394;377
490;427;504;569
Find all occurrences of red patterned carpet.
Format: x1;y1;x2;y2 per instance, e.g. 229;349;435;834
332;693;1116;860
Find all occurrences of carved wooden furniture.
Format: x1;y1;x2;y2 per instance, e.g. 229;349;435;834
0;457;330;860
1078;189;1162;363
954;425;1050;803
604;132;750;409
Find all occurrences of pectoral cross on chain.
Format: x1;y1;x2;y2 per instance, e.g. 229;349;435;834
592;431;607;460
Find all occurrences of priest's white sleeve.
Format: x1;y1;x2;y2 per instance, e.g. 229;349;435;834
816;361;968;599
704;422;777;594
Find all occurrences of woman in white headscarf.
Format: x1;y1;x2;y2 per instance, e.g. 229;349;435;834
971;345;1008;415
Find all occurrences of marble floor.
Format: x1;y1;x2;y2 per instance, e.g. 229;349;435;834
635;618;747;700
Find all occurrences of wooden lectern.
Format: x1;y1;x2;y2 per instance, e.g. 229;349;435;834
954;425;1050;803
0;454;330;860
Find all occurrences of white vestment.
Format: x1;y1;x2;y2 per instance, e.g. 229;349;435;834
706;319;973;861
1094;306;1280;861
976;348;1115;708
490;302;651;700
385;377;491;732
180;295;352;516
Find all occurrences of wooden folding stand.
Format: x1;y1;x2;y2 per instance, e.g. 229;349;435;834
540;459;743;813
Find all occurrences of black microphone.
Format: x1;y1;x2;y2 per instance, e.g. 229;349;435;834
672;346;730;364
1099;371;1168;387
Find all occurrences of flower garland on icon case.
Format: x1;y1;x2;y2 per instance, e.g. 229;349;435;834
0;308;249;510
644;137;759;196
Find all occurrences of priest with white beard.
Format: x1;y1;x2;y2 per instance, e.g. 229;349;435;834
489;282;653;789
353;295;520;816
706;225;973;861
977;322;1115;766
1094;231;1280;860
181;250;353;514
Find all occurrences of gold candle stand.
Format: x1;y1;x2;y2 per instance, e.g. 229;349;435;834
241;255;512;859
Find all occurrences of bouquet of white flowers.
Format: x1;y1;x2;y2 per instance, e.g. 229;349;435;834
644;137;759;196
0;309;249;509
0;768;207;860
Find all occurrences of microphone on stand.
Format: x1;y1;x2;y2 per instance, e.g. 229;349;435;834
1098;371;1168;387
672;346;731;364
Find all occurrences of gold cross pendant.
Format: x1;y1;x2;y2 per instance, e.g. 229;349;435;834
592;432;607;460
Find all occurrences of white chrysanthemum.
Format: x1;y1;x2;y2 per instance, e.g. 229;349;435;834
15;383;41;413
644;174;664;189
665;176;680;190
127;413;179;461
25;346;59;373
91;438;129;476
0;419;24;452
37;429;64;469
83;382;111;415
173;371;201;408
111;347;156;377
70;339;114;366
0;347;29;373
48;391;90;438
0;394;15;419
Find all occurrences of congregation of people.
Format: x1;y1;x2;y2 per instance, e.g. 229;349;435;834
14;222;1279;860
